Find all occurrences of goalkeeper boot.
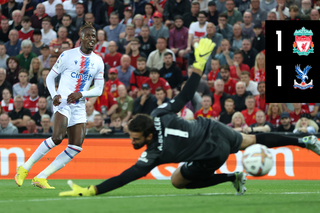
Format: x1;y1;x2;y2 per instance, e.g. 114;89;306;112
301;135;320;155
59;180;96;197
233;171;247;195
31;177;55;189
15;165;28;187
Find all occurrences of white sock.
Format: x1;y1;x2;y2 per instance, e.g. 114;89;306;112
36;145;82;179
23;137;56;171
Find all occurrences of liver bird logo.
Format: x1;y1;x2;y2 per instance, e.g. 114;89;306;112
301;42;307;51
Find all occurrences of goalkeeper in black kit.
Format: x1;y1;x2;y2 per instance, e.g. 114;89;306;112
59;38;320;197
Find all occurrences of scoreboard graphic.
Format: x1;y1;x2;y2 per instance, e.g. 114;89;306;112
265;21;320;103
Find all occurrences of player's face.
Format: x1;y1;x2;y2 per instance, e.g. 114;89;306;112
245;98;255;109
129;131;148;149
150;72;159;81
108;73;117;81
81;29;97;52
258;83;265;94
38;98;47;110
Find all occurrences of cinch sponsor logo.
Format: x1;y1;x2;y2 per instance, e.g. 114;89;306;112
71;72;93;81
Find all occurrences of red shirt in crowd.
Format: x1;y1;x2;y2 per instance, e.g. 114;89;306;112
129;70;150;91
143;77;171;95
241;107;260;126
18;29;34;42
229;64;251;80
252;68;265;82
105;78;124;98
224;78;237;96
289;108;310;125
150;0;167;11
255;95;268;113
1;98;14;113
130;54;141;69
266;114;281;128
23;96;39;116
94;90;118;113
194;107;215;119
211;93;222;117
104;53;122;68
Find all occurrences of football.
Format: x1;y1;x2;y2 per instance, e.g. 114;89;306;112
242;144;274;176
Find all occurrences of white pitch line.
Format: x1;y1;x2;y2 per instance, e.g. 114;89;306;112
0;192;319;204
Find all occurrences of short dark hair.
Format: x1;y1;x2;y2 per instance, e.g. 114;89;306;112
198;11;207;17
241;71;250;76
192;1;200;6
220;64;230;72
6;56;19;67
63;14;72;20
164;52;173;57
149;68;159;73
110;11;119;18
258;81;265;86
128;114;155;138
131;37;140;43
19;69;28;75
21;16;31;23
50;55;58;59
155;87;165;93
234;50;243;57
42;17;51;23
137;57;146;62
219;13;228;19
111;113;123;122
61;41;70;46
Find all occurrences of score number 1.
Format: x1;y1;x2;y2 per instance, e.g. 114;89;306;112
276;30;282;86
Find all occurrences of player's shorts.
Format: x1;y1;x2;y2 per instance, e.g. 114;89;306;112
53;103;87;127
180;120;243;181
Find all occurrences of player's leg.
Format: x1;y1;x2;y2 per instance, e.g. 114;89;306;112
15;112;68;187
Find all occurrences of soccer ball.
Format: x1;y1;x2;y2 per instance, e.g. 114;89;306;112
242;144;274;176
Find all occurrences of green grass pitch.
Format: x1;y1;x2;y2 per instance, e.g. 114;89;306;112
1;179;320;213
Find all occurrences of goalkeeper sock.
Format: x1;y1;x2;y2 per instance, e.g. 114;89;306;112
23;137;56;171
255;133;306;148
37;145;82;179
185;174;235;189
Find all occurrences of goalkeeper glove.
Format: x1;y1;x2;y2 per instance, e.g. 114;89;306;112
193;38;216;72
59;180;96;197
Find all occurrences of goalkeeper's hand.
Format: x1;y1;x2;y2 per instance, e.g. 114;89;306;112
59;180;96;197
193;38;216;72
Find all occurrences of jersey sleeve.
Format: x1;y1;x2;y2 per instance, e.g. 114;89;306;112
51;52;67;75
94;57;105;81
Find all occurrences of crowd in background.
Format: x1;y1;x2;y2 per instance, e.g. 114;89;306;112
0;0;320;135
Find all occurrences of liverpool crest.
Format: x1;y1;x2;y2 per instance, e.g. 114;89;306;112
293;27;314;56
293;65;313;90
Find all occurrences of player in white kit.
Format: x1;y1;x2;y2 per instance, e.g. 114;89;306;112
14;23;105;189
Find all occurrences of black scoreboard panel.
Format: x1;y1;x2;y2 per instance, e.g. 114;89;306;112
265;21;320;103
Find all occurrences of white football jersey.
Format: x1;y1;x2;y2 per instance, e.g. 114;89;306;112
52;47;105;104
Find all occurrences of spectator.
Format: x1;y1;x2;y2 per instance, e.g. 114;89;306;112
8;94;31;133
95;29;109;59
216;13;233;41
5;56;21;85
87;114;110;134
252;53;265;82
143;3;154;27
244;110;273;133
266;103;282;128
133;83;156;115
84;12;101;31
187;65;210;97
241;95;259;126
270;0;289;20
28;58;43;84
163;0;191;22
152;86;170;109
260;0;277;13
0;43;9;69
286;5;301;20
132;14;144;35
229;50;250;80
41;17;57;46
207;1;219;25
137;25;156;57
42;0;63;18
18;16;34;42
108;113;124;132
61;14;78;45
240;71;259;96
149;12;169;42
51;3;64;32
219;98;235;124
62;0;78;19
229;24;249;52
227;111;248;132
1;88;13;112
246;0;267;26
290;103;309;125
241;39;258;69
9;10;22;31
205;58;221;92
276;112;295;132
18;0;38;17
49;26;73;56
31;29;44;57
103;12;125;43
12;69;30;99
72;2;85;31
31;96;52;127
169;15;189;58
38;45;51;68
232;81;252;112
240;12;255;40
223;0;243;25
4;29;22;56
202;22;223;55
252;24;265;53
85;100;100;129
59;41;71;53
159;51;181;93
207;39;233;74
219;64;237;96
99;0;124;27
211;79;231;115
22;119;37;134
16;39;37;71
37;114;52;134
0;68;11;99
129;56;149;97
127;38;147;68
254;81;267;113
182;1;200;28
299;0;312;20
117;23;135;54
0;19;10;43
48;55;57;68
148;37;176;70
116;54;135;90
30;3;48;29
236;0;251;14
216;0;228;13
310;8;320;20
186;11;208;53
120;6;133;25
194;95;215;119
104;41;122;67
293;113;318;133
2;0;18;20
116;84;133;124
143;68;172;98
0;113;18;134
23;84;39;116
106;67;124;98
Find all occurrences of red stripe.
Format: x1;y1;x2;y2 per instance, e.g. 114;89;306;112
68;146;81;153
74;56;86;92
